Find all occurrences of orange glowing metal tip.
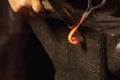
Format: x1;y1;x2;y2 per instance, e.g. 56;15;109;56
68;0;106;44
68;13;88;44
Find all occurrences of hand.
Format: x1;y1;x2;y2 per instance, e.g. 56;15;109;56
8;0;45;17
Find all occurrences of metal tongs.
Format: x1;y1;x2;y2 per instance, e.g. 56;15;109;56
68;0;107;44
84;0;106;18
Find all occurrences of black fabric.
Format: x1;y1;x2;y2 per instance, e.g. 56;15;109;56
0;0;55;80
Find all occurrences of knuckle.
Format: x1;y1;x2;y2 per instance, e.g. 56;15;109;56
15;6;22;13
13;9;19;13
32;3;42;13
19;3;26;8
15;1;28;13
34;7;42;14
17;0;28;8
11;7;20;13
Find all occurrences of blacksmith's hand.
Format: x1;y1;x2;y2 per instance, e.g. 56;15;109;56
8;0;45;17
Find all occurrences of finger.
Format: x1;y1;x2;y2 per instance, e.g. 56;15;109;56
8;0;29;13
8;0;18;12
32;0;43;14
28;9;38;17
